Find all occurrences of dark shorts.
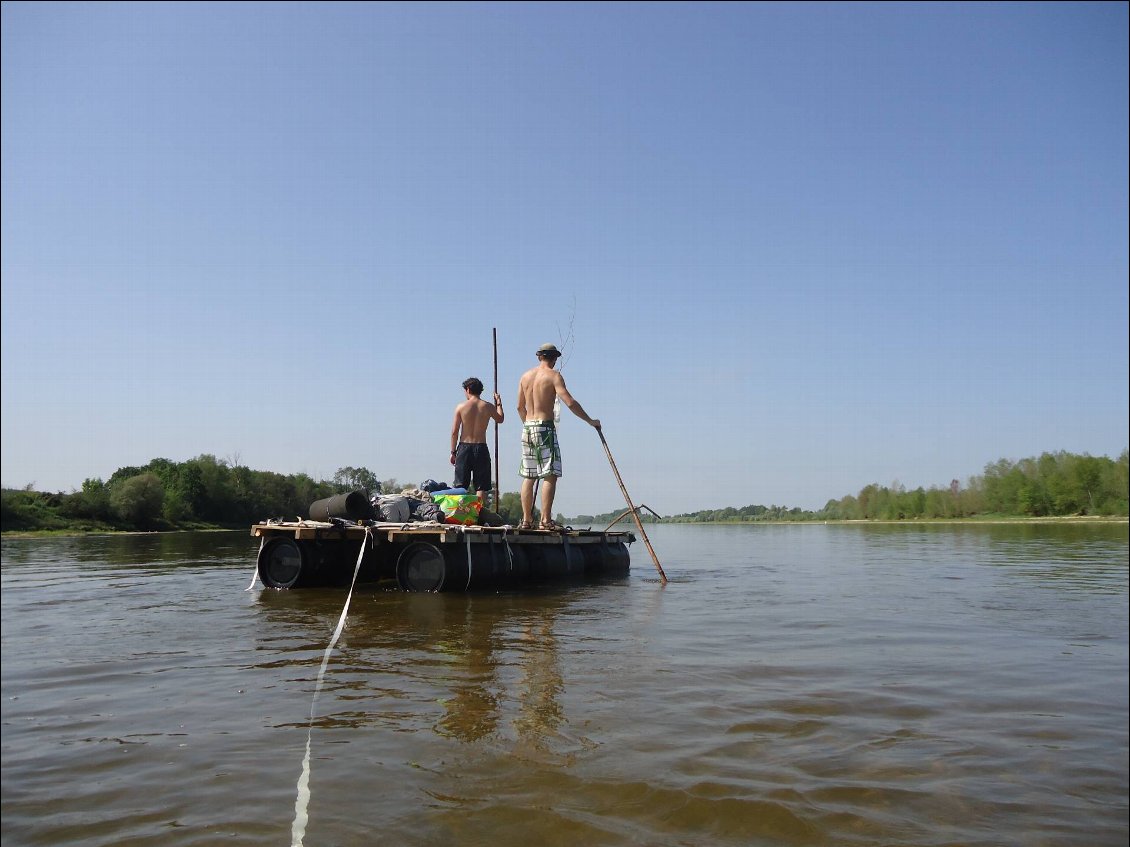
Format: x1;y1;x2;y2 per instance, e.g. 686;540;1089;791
453;443;492;492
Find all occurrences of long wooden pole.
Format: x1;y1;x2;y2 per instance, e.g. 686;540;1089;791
492;327;500;510
597;429;667;583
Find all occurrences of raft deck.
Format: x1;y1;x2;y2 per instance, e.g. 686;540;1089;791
249;520;636;592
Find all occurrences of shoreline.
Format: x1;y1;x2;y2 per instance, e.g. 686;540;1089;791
607;515;1129;527
5;515;1127;540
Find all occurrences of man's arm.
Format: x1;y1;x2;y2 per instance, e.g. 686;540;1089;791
492;393;505;424
516;376;528;423
450;407;462;464
557;378;601;429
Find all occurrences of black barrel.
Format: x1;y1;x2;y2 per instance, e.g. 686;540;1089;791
392;536;626;593
581;540;631;576
309;490;373;521
259;537;305;588
396;538;532;592
458;534;516;586
258;537;363;589
396;541;449;592
526;539;585;582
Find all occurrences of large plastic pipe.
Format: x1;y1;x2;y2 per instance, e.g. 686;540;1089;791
309;490;373;521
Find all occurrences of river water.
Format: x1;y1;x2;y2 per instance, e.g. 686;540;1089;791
1;522;1127;847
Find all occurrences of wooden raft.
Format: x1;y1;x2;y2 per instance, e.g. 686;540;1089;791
250;520;636;546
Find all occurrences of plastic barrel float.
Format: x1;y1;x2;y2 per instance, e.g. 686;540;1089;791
392;535;628;592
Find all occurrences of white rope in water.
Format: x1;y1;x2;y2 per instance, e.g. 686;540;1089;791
290;527;372;847
245;537;265;590
465;532;473;591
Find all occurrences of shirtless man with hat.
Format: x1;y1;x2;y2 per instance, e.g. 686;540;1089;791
515;343;600;531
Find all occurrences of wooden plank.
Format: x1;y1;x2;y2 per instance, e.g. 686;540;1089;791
386;530;450;543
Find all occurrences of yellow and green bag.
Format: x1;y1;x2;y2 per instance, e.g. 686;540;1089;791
433;494;483;526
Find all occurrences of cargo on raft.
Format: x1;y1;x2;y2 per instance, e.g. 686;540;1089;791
250;519;635;593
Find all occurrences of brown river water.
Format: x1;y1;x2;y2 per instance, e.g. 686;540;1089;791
1;522;1127;847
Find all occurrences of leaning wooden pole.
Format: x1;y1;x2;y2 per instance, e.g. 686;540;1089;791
492;327;500;510
597;429;667;583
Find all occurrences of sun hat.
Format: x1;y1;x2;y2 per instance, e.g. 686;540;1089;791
537;343;561;356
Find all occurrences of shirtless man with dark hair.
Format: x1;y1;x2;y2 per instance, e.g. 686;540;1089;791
516;343;600;531
451;377;504;504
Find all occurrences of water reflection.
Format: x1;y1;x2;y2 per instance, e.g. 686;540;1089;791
511;614;565;742
432;601;505;742
0;530;255;570
251;587;573;746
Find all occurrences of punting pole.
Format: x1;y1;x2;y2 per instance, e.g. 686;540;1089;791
492;327;500;510
603;503;662;532
597;428;667;583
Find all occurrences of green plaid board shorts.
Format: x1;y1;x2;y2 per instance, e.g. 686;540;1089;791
520;420;562;479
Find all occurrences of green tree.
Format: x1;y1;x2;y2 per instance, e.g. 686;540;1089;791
1;489;67;530
291;472;327;515
922;487;952;518
1099;450;1129;515
902;487;927;518
184;455;233;522
110;473;165;529
982;460;1026;514
1018;479;1052;516
496;491;533;524
62;477;114;524
1072;455;1104;514
333;466;380;494
107;465;144;487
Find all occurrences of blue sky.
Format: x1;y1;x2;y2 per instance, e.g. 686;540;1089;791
2;1;1127;517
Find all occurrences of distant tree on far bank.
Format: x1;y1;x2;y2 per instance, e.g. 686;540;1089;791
332;466;381;494
661;450;1128;523
660;504;812;523
1;454;346;532
108;473;165;529
818;450;1127;521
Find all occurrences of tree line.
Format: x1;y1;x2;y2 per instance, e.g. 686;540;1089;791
2;456;378;532
664;450;1127;523
0;455;544;533
2;449;1126;533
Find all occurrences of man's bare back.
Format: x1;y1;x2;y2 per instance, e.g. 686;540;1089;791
449;378;503;497
517;365;563;421
454;396;501;444
517;360;599;429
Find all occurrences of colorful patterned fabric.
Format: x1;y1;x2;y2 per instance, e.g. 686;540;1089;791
433;494;483;525
519;420;562;479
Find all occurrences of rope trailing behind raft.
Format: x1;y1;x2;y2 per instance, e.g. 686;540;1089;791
290;527;373;847
465;532;473;592
245;537;265;591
